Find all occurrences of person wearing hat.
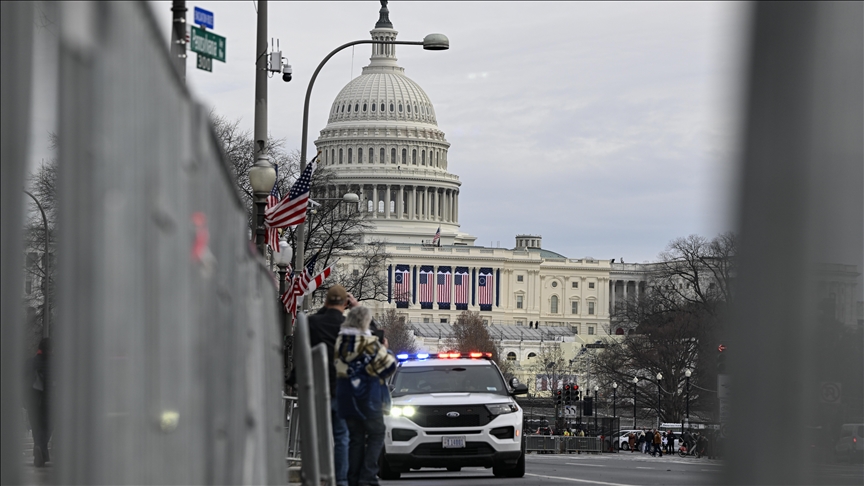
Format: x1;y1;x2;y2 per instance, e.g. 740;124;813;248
288;284;359;486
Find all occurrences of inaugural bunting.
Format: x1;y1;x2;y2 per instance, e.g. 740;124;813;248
454;266;469;310
418;266;434;309
393;265;411;308
437;266;451;309
478;267;494;311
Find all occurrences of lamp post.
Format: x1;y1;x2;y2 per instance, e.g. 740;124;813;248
292;33;449;317
274;240;293;374
24;190;49;337
656;372;663;430
612;382;618;453
248;154;276;256
546;361;559;433
684;369;691;433
632;376;638;428
593;385;599;436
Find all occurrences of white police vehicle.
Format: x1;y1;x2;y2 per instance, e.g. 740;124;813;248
379;351;528;480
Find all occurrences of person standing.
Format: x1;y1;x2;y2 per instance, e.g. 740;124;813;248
652;429;663;457
287;285;358;486
628;432;636;452
335;306;396;486
665;430;675;454
25;338;52;467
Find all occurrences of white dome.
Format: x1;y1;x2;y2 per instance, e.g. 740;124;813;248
328;66;438;126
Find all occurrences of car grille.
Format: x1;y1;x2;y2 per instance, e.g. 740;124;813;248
407;405;493;428
412;442;496;457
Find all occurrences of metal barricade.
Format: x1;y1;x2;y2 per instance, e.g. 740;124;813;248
525;435;559;453
284;394;301;463
563;437;602;453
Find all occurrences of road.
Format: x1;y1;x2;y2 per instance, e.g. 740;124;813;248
384;452;723;485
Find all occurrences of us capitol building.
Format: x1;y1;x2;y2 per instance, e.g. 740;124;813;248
312;4;861;386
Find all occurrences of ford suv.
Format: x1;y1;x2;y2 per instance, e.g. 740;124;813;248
379;352;528;479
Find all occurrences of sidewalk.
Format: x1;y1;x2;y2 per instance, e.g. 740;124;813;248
21;431;53;486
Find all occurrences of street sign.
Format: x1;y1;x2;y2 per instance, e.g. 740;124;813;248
820;382;842;404
193;7;214;29
190;26;226;62
196;53;212;72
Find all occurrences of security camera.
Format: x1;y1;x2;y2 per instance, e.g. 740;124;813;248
282;63;293;82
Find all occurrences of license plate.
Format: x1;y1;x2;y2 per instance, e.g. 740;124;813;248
442;436;466;448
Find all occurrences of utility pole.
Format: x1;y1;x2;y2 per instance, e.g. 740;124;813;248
250;0;270;257
170;1;187;83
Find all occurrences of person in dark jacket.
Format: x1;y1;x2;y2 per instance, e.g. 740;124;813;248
26;338;52;467
335;306;396;486
288;285;358;486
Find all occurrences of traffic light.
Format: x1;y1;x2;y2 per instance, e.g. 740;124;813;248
574;385;580;401
563;384;572;404
555;388;563;406
583;397;593;416
717;344;727;374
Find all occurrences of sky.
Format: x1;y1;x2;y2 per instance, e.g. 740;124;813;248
141;1;751;263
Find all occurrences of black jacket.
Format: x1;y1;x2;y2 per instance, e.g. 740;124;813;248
307;307;346;397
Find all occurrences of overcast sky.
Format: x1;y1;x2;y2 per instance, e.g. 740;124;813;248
142;1;752;262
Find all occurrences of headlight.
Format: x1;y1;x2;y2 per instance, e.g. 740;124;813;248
390;406;416;417
487;403;518;415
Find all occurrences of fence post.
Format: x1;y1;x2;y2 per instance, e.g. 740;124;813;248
311;344;335;485
294;312;320;485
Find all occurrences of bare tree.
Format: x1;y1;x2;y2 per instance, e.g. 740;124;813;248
376;309;418;354
444;311;511;376
332;241;390;303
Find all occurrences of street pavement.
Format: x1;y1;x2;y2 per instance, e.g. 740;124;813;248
384;451;723;486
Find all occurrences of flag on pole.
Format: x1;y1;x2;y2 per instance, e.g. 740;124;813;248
265;157;316;229
265;165;282;252
432;226;441;246
304;262;336;296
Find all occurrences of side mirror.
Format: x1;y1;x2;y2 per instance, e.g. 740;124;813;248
510;383;528;396
509;377;520;388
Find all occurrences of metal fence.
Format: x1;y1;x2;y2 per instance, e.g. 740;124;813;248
525;436;604;454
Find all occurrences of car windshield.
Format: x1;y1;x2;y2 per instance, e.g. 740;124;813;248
391;364;508;397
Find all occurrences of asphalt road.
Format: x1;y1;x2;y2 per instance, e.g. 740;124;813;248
383;451;723;486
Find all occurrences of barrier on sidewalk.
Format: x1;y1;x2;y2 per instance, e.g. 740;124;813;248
563;437;602;453
525;435;559;453
284;395;301;463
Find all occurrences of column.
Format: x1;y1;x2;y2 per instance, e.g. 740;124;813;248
454;192;459;223
372;185;378;218
610;280;616;314
432;265;438;309
397;185;404;219
424;187;430;220
409;186;415;220
385;185;391;219
433;189;439;221
623;280;628;302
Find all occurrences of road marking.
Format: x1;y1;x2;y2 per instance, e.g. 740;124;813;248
525;473;639;486
565;463;606;467
635;466;654;469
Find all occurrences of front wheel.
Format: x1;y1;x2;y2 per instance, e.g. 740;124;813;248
378;454;401;480
678;449;687;458
493;452;525;478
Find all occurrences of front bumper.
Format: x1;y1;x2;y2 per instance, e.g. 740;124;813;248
383;413;523;469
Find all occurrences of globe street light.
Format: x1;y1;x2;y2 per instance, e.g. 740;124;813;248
632;376;639;428
612;382;618;453
684;369;692;433
248;154;276;256
656;372;663;430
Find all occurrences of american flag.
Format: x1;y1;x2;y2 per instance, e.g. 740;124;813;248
437;266;451;307
418;266;434;307
265;166;281;252
393;265;411;305
478;269;494;308
432;226;441;246
281;259;335;318
454;267;469;309
298;252;319;294
265;158;316;229
304;262;335;296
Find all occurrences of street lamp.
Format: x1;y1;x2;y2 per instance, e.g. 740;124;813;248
684;369;692;433
546;361;559;432
593;385;599;436
293;34;449;316
656;372;663;430
612;382;618;453
274;239;293;365
632;376;638;428
248;154;276;256
24;190;50;337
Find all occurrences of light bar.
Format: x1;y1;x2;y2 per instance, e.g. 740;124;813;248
396;353;409;360
417;353;430;359
469;352;483;358
397;352;493;361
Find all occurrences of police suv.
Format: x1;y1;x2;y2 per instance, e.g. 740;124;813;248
379;352;528;479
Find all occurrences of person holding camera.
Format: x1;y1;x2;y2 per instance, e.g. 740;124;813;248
334;305;396;486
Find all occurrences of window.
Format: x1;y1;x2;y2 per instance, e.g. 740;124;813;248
347;148;352;164
347;103;351;112
354;103;359;112
341;104;345;112
517;275;524;282
372;102;376;112
357;148;362;164
412;149;417;165
551;295;559;314
551;281;558;288
380;148;384;164
516;320;524;326
527;352;536;359
402;149;407;164
423;317;430;323
572;281;578;289
588;301;595;315
422;150;426;165
363;103;367;111
571;301;578;314
339;148;343;164
331;149;335;165
399;103;403;112
507;352;517;361
588;326;595;335
369;148;374;164
390;148;396;164
589;282;595;289
483;319;489;326
407;104;411;113
390;103;394;112
440;318;448;323
380;103;385;112
516;295;523;309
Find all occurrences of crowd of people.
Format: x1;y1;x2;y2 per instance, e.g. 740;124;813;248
288;285;397;486
626;428;715;458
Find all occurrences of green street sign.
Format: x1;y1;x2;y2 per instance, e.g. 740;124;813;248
190;26;226;62
196;53;212;72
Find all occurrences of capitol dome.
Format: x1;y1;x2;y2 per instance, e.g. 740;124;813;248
314;3;475;246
